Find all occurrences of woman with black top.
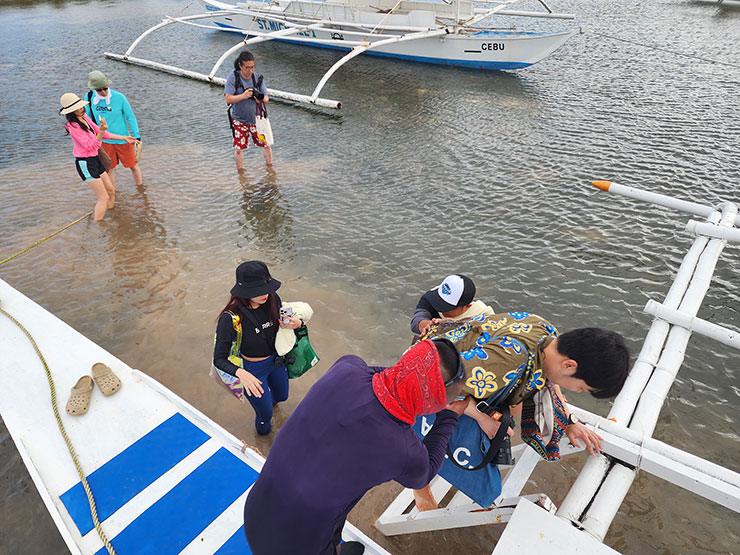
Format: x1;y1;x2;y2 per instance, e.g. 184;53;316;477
213;261;303;434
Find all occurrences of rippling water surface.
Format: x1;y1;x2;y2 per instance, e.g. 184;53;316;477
1;0;739;553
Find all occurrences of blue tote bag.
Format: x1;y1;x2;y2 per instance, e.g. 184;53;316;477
413;413;502;507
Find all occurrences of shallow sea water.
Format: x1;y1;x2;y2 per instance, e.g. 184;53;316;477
0;0;739;553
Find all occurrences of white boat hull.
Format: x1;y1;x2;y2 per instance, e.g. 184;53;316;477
200;0;576;69
0;279;390;555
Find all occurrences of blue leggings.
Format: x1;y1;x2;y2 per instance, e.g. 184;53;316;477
241;354;289;435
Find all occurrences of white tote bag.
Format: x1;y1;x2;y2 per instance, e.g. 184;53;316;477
255;103;274;146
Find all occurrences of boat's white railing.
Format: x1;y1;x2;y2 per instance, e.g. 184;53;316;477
377;181;740;553
557;182;740;540
470;0;574;19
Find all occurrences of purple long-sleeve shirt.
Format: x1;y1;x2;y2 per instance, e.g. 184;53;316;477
243;354;459;555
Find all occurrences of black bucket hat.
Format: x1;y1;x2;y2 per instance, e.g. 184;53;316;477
230;261;281;299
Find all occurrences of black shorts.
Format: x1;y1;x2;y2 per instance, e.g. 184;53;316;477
74;156;105;182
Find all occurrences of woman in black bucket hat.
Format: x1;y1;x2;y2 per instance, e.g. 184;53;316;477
212;261;303;434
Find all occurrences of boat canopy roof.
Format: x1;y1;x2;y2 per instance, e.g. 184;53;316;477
283;0;475;18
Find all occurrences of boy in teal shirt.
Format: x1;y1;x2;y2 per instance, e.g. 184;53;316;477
85;70;142;187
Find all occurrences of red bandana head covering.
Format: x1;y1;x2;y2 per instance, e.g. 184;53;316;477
372;339;447;424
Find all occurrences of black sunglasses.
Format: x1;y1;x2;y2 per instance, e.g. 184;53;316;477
433;338;465;386
95;87;109;92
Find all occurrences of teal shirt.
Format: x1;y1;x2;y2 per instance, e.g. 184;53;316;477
84;89;140;144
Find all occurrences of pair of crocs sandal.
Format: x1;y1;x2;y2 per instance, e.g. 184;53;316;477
65;363;122;416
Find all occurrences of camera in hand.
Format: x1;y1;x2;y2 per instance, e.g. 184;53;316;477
249;88;265;102
487;410;515;466
493;433;515;466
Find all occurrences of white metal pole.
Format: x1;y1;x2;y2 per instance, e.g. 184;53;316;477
104;52;341;109
579;202;738;540
569;405;740;488
309;28;448;101
633;202;737;435
493;9;575;19
644;300;740;350
464;0;521;26
558;184;735;524
208;24;324;80
124;14;229;57
685;219;740;242
592;181;740;227
557;212;715;522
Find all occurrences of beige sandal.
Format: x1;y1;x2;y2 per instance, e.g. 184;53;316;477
66;376;94;415
92;363;122;396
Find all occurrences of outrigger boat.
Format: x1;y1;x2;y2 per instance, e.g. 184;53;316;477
105;0;577;108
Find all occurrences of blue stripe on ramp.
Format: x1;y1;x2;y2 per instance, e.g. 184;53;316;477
94;447;259;555
60;413;210;535
215;526;253;554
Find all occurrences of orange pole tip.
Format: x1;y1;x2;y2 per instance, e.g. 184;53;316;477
592;180;612;191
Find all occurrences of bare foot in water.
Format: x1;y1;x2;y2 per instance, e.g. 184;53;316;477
413;485;438;511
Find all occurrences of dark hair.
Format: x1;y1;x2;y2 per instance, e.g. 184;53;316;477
234;51;255;71
433;339;460;385
557;328;630;399
64;112;91;135
217;293;279;327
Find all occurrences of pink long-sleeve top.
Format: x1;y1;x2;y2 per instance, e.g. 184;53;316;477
66;114;111;158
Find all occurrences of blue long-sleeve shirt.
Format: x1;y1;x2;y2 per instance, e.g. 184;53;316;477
243;354;459;554
84;89;139;144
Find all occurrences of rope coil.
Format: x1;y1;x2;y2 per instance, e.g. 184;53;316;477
0;301;117;555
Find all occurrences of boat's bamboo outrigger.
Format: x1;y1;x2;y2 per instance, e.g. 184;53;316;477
105;11;343;109
376;181;740;554
105;0;577;109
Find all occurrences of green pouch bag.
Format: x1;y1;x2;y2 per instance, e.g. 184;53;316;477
286;325;319;379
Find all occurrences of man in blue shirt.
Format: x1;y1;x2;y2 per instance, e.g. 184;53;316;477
225;51;272;170
85;71;143;187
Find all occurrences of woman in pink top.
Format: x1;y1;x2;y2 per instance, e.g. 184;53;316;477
59;93;137;221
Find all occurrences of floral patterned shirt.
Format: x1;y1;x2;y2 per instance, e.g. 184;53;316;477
427;312;558;406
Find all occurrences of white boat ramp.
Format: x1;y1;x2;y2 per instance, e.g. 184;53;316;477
0;280;388;555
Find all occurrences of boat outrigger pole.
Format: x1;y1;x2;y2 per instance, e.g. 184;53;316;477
308;28;449;101
105;13;342;109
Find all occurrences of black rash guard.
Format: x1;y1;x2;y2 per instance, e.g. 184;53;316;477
213;296;280;376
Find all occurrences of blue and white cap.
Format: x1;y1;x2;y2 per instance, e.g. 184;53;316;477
422;274;476;313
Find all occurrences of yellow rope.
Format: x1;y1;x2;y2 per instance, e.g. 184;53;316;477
0;301;117;555
0;211;92;267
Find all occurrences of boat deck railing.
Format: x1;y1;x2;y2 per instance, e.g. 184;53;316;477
377;181;740;554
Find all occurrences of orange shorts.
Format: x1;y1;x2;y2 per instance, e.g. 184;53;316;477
102;142;137;169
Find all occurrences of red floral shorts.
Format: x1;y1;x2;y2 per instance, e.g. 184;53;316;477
232;120;267;149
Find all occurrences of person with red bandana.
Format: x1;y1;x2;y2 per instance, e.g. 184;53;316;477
243;339;468;555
